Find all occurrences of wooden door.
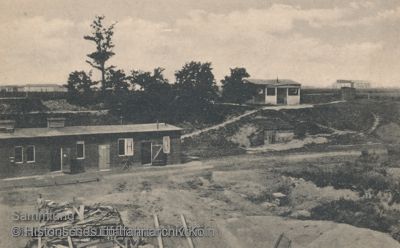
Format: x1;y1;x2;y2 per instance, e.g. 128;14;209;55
277;88;287;105
51;148;62;171
98;144;111;170
141;142;152;165
152;144;167;166
61;148;71;173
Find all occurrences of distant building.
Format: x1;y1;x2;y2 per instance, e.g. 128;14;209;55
341;87;356;101
244;78;301;105
334;80;371;89
21;84;67;92
0;84;67;93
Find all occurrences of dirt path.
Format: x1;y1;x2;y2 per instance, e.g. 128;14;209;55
314;122;359;135
181;104;313;139
368;113;381;134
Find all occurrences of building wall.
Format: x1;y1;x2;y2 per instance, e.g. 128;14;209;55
265;87;277;105
248;86;266;104
341;87;356;101
275;131;295;142
0;131;181;178
22;86;67;92
286;94;300;105
286;88;301;105
249;85;301;105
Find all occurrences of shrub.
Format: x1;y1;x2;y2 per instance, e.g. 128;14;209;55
310;199;397;233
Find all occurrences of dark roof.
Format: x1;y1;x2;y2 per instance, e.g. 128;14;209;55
0;123;182;140
245;78;301;87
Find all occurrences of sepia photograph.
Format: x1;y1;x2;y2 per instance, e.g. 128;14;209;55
0;0;400;247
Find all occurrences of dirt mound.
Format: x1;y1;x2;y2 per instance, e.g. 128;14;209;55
308;224;400;248
376;122;400;143
229;124;258;147
42;99;90;111
217;216;400;248
289;177;359;210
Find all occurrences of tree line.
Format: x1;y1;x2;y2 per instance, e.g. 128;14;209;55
66;16;257;123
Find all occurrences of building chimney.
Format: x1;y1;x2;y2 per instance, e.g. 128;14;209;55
47;117;66;128
0;120;15;133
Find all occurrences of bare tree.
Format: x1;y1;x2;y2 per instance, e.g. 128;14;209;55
84;15;116;92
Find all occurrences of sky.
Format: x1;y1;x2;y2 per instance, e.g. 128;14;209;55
0;0;399;87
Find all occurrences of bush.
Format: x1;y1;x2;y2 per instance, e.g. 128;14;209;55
282;159;391;193
311;199;397;233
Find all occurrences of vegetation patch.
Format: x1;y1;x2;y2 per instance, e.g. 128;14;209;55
310;198;400;241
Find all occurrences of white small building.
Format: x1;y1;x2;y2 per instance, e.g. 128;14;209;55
333;80;371;89
245;78;301;105
21;84;67;92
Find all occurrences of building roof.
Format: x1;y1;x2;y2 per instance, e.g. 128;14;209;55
245;78;301;87
0;123;182;140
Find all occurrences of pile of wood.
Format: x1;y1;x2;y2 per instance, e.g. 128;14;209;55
25;199;144;248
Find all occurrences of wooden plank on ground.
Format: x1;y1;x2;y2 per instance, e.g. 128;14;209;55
273;233;292;248
153;214;163;248
180;214;194;248
67;236;73;248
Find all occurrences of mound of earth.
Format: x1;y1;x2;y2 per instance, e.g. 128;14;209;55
376;122;400;143
216;216;400;248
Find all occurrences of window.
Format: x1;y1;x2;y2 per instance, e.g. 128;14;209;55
288;88;299;96
118;138;134;156
14;146;23;163
163;136;170;154
27;145;35;163
76;141;85;159
266;88;276;96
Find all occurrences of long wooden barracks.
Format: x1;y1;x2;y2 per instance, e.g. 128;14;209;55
0;118;182;178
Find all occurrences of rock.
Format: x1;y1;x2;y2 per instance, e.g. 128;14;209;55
273;192;287;198
261;202;278;209
291;210;311;218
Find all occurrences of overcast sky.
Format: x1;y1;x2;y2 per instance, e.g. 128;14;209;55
0;0;399;87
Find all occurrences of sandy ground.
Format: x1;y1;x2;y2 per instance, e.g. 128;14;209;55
1;152;399;248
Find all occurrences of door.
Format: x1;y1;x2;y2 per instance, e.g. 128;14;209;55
277;88;287;105
152;144;167;166
61;148;71;173
141;142;152;165
98;144;111;171
51;148;62;171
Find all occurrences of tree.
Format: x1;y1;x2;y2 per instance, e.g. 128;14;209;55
84;15;116;92
131;67;170;93
174;61;218;102
106;69;130;94
104;69;131;114
221;67;254;104
173;61;218;121
66;71;97;105
129;68;172;116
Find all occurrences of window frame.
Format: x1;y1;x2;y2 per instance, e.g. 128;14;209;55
288;88;299;96
76;141;85;160
26;145;35;163
14;146;23;164
266;88;276;96
118;138;134;156
118;138;126;156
